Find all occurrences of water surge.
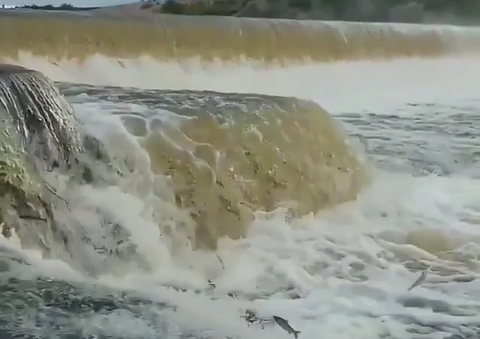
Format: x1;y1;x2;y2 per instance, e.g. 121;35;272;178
0;10;479;339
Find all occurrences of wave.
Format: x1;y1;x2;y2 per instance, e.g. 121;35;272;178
2;11;480;68
0;65;115;257
0;66;367;259
0;11;476;262
66;85;368;249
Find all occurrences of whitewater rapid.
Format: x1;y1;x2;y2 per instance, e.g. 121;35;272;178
1;10;480;338
0;56;478;339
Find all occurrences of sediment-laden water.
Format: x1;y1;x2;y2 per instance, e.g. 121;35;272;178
0;11;479;339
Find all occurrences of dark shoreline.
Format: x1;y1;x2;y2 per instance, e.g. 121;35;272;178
11;1;480;26
12;4;100;11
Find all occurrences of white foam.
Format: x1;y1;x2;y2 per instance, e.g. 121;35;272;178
5;52;480;114
2;54;480;338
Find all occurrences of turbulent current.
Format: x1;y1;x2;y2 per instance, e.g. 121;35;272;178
0;10;480;339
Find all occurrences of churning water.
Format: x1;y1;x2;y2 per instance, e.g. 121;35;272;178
1;12;480;339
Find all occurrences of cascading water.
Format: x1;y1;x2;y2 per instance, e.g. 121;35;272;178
0;10;479;339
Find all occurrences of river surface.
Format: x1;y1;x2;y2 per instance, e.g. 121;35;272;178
1;57;480;339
